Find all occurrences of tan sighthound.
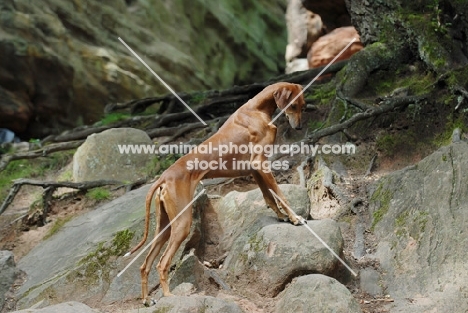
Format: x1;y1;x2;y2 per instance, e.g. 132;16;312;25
126;82;306;306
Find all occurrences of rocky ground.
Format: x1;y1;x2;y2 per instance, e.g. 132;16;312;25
1;124;468;313
0;154;388;313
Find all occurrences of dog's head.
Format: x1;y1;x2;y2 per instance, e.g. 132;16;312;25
273;84;305;130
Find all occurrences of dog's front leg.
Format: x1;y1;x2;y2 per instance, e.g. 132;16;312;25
252;170;301;225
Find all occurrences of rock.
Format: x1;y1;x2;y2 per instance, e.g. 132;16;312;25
149;295;243;313
168;253;205;291
452;127;461;142
285;0;325;63
72;128;154;182
275;274;362;313
285;58;309;74
0;0;287;138
216;184;310;253
369;142;468;312
16;183;206;309
0;250;19;311
172;283;196;297
359;268;383;296
0;128;19;144
222;218;344;296
307;27;364;68
10;301;99;313
307;163;344;219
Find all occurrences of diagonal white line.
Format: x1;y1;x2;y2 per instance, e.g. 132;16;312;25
269;188;357;277
118;37;207;126
269;38;358;125
117;188;206;278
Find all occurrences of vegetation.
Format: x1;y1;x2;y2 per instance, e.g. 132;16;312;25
0;151;74;201
44;216;73;240
71;229;134;285
305;82;336;106
86;187;111;201
99;112;131;125
370;181;393;230
146;153;183;178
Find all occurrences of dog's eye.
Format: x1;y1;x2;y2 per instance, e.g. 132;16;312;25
291;104;296;110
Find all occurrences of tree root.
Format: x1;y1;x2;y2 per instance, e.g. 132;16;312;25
305;94;428;144
0;178;146;225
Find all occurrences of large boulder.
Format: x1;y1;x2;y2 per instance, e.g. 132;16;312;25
216;184;310;252
0;250;19;311
307;26;363;68
147;295;243;313
72;128;154;182
275;274;362;313
0;0;287;138
16;183;206;309
285;0;325;70
369;142;468;312
221;218;344;296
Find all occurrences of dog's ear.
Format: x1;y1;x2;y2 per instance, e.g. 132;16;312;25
273;87;293;109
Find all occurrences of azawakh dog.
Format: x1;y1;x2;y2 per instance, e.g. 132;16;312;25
126;82;306;306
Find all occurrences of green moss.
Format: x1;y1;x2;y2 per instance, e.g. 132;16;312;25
394;209;429;241
395;210;410;228
36;285;57;303
370;181;393;231
376;134;396;156
446;65;468;87
368;69;434;97
307;120;325;131
400;8;451;71
44;216;73;240
305;82;336;106
189;91;207;105
156;154;182;175
144;153;182;179
70;229;134;285
57;170;73;182
0;151;74;201
248;233;265;253
376;129;427;158
100;112;131;125
86;187;111;201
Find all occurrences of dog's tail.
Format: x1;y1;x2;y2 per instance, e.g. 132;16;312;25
124;180;162;257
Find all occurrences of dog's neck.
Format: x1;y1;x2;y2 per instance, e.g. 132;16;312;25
245;88;279;117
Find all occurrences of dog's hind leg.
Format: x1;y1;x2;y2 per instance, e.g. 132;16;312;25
140;190;171;306
156;187;193;297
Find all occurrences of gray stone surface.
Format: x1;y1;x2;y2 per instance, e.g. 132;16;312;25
369;142;468;312
16;183;206;309
275;274;362;313
222;218;344;296
217;184;310;252
148;295;244;313
0;250;18;311
72;128;154;182
11;301;99;313
0;0;287;137
359;268;383;296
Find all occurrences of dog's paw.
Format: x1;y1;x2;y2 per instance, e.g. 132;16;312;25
143;298;157;307
292;217;307;226
277;214;290;223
